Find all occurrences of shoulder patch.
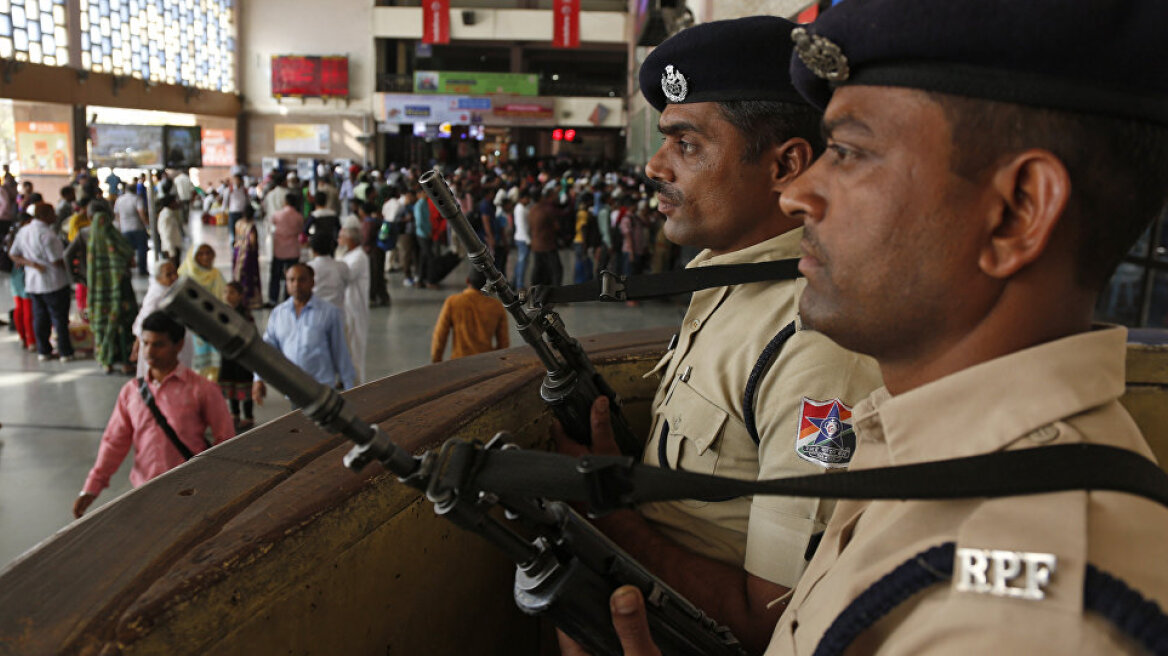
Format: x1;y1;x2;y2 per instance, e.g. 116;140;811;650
795;397;856;468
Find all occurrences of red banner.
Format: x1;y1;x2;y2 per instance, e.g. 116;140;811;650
553;0;580;49
423;0;450;45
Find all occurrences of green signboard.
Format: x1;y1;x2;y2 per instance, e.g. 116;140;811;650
414;70;540;96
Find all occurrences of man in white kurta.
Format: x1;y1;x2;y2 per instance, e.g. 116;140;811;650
338;227;370;384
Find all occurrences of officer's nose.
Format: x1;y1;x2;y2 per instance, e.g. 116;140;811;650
644;143;672;185
780;158;826;226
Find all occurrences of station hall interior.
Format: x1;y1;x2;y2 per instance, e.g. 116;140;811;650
0;0;1167;611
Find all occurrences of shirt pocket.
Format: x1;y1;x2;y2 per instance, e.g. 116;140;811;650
660;379;729;483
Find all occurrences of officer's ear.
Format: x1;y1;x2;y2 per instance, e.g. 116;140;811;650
978;148;1071;279
771;138;814;191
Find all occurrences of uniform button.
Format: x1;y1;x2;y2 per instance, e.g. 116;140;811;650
691;319;701;329
1026;424;1060;443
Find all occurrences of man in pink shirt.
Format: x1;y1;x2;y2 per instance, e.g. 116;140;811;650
267;191;305;307
73;312;234;518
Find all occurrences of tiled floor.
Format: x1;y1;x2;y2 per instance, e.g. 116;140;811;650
0;217;686;568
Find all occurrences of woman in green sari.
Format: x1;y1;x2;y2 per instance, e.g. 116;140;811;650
87;202;139;374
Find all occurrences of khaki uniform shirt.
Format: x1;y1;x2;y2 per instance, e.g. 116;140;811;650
640;229;882;588
769;326;1168;654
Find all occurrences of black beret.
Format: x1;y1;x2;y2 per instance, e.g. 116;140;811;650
789;0;1168;126
639;16;808;113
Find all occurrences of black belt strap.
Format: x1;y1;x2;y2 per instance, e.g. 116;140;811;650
137;376;195;461
527;259;802;306
473;443;1168;512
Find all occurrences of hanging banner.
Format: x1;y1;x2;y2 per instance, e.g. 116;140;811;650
553;0;580;48
422;0;450;45
14;122;71;174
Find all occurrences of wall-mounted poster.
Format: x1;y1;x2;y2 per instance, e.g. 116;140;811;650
15;122;71;174
202;128;236;167
274;124;330;155
90;124;164;169
163;126;203;168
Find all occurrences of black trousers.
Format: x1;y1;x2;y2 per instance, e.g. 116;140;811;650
368;247;389;303
30;286;73;357
268;257;299;304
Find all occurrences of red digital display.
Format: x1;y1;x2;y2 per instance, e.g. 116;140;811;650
272;55;350;98
320;57;349;97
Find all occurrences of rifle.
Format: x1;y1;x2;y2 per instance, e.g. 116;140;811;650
160;277;745;656
418;169;641;457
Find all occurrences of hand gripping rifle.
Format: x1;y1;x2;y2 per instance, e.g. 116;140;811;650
418;169;641;457
159;277;746;656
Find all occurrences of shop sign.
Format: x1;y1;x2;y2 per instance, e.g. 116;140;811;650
202;128;236;167
383;94;476;125
494;101;555;120
274;124;331;156
15;122;71;174
414;71;539;96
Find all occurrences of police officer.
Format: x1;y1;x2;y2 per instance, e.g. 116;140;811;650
556;16;880;654
603;1;1168;654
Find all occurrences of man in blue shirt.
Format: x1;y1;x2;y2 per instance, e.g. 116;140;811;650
413;191;434;288
252;263;356;405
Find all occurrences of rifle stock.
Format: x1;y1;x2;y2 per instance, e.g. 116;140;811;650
160;277;745;656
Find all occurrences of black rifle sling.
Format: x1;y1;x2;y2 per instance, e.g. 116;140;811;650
137;377;195;461
528;259;802;306
474;443;1168;512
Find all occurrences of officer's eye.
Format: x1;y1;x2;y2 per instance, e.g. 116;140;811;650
677;139;697;155
826;142;856;163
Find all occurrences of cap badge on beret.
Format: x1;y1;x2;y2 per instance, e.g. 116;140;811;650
661;64;689;103
792;27;850;82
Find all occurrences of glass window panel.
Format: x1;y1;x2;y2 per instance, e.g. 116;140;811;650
26;0;37;12
1155;210;1168;263
0;1;10;13
0;36;11;58
55;45;65;63
1149;271;1168;328
42;32;51;51
81;51;89;67
39;11;49;32
80;32;89;49
0;14;10;36
27;39;39;62
13;27;26;50
1097;263;1146;326
11;6;24;27
25;19;37;40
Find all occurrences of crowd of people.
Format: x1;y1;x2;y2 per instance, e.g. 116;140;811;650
0;155;682;518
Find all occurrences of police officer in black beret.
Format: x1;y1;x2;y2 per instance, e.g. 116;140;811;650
600;0;1168;654
555;14;880;656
